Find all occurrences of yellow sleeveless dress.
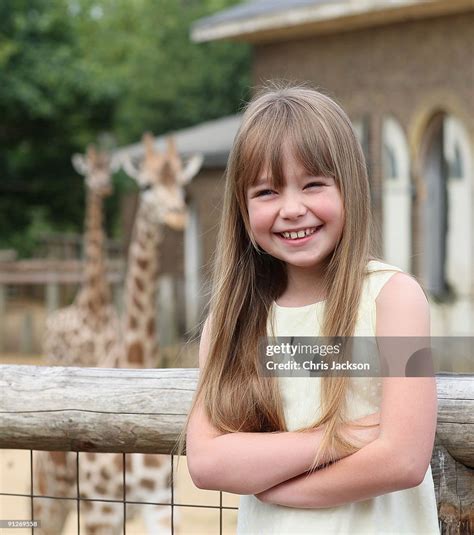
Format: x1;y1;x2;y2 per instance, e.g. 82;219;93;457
236;260;440;534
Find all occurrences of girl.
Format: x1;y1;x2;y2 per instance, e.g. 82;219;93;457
178;83;439;533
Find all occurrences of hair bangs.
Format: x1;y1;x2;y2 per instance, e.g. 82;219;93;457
236;100;295;194
285;102;338;182
291;128;337;183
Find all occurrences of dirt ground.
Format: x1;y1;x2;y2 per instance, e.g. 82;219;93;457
0;354;240;535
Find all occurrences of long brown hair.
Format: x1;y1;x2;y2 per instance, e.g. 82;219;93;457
176;82;382;473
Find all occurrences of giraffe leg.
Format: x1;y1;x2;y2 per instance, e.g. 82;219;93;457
142;501;179;535
137;456;179;535
33;497;71;535
81;500;123;535
79;453;127;535
33;451;75;535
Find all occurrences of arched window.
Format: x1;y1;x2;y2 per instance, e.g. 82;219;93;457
419;114;472;300
381;117;411;271
443;116;472;296
184;195;202;333
383;142;398;179
445;117;465;180
352;116;370;168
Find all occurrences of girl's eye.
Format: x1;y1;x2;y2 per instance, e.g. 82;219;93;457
255;189;275;197
305;182;324;189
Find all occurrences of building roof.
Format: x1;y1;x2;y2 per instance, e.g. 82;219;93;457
114;114;242;169
191;0;473;43
194;0;331;27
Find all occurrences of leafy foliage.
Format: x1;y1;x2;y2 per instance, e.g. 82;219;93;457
0;0;249;256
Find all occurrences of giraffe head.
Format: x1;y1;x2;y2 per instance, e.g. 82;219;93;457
121;133;203;230
72;145;120;197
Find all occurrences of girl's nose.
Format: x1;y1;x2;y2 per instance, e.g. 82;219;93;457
279;193;307;219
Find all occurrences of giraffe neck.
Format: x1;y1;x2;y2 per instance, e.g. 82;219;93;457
121;202;162;368
76;190;111;323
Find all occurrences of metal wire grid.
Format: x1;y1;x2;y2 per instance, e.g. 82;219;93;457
0;450;238;534
1;449;450;534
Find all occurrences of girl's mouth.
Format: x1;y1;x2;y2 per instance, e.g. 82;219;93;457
276;225;323;244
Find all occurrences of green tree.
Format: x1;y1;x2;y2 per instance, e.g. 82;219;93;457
0;0;116;255
0;0;249;257
75;0;250;143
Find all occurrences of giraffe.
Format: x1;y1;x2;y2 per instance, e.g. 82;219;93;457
33;146;123;534
76;133;203;534
43;145;122;368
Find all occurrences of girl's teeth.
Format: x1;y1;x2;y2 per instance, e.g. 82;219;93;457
281;227;319;240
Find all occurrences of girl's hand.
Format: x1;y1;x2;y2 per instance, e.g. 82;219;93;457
255;486;274;504
255;481;295;506
255;412;380;507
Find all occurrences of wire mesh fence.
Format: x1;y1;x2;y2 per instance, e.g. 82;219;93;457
0;450;238;534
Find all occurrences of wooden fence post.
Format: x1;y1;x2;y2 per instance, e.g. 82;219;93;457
184;200;201;335
19;312;34;354
46;281;59;314
158;274;178;348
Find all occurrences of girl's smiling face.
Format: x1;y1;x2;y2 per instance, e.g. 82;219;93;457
246;143;345;275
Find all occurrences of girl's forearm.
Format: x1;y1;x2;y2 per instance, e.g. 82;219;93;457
196;428;328;495
193;413;379;495
256;438;416;508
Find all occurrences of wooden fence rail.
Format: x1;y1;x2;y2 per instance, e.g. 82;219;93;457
0;366;472;531
0;365;195;454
